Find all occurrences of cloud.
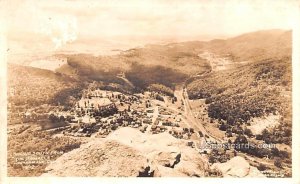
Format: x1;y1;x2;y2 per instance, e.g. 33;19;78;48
39;15;78;49
6;0;78;50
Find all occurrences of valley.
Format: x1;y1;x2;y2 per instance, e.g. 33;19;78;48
7;29;292;177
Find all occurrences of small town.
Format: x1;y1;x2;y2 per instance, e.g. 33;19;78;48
33;84;203;144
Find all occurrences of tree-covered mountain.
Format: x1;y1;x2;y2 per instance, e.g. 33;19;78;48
187;29;292;146
205;29;291;62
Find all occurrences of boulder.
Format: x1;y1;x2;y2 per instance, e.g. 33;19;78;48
154;165;187;177
43;140;151;177
211;156;265;177
148;150;181;168
174;147;207;177
42;127;207;177
247;166;266;177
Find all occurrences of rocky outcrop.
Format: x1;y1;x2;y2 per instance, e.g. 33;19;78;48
211;156;265;178
42;140;151;177
42;127;208;177
148;150;181;168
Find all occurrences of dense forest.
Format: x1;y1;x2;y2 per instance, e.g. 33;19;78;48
126;62;187;91
7;64;81;107
8;126;82;176
187;57;292;145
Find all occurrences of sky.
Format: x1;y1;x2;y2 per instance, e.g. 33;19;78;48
0;0;299;58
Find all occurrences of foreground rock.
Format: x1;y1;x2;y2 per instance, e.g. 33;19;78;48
43;140;150;177
42;127;208;177
211;156;265;177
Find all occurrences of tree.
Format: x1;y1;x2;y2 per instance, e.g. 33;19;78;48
205;98;212;104
219;123;227;131
274;158;282;168
256;148;271;158
256;134;263;140
219;154;229;163
189;128;194;133
227;115;235;125
261;129;269;139
271;147;280;157
244;128;253;137
156;95;164;102
284;128;292;137
279;150;289;158
257;163;267;171
59;115;65;122
234;135;248;152
49;114;58;123
208;154;217;164
198;131;204;137
208;149;219;163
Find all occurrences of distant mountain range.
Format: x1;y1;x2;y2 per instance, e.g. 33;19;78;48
51;29;291;88
8;29;292;104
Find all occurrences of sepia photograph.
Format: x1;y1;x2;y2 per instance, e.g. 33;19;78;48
0;0;299;183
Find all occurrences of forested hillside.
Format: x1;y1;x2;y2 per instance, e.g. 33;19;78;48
187;57;292;145
55;41;211;92
205;29;291;62
7;64;85;125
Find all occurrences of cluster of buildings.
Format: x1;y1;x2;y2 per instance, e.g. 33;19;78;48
10;82;199;142
36;88;197;141
62;89;148;137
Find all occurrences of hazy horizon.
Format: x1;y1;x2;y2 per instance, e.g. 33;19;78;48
1;0;298;61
